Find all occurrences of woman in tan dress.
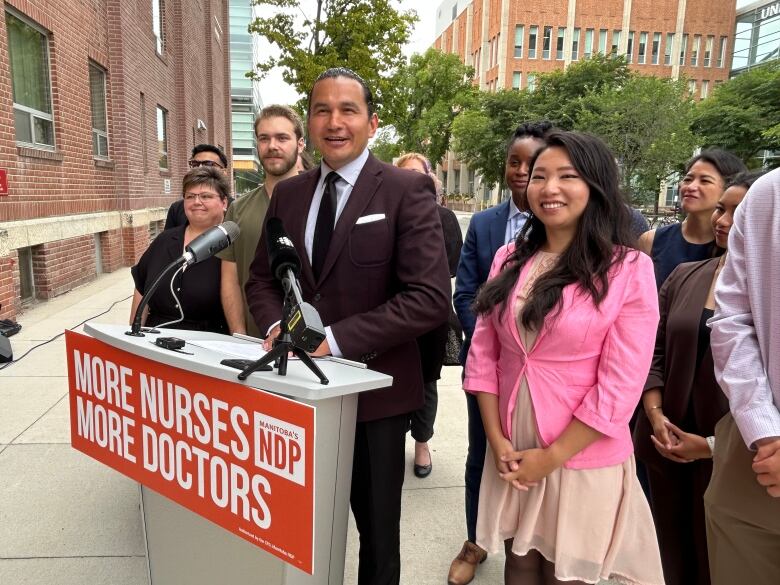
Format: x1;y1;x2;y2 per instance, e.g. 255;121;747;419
465;131;664;585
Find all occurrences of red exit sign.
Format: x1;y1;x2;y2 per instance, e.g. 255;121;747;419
0;169;8;195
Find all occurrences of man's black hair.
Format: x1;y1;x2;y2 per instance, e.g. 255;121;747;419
307;67;375;118
191;143;228;168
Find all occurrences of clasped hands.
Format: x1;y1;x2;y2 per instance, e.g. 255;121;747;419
649;412;711;463
490;436;562;491
754;437;780;498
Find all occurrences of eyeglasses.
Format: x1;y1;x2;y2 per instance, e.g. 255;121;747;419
188;159;224;169
183;191;220;202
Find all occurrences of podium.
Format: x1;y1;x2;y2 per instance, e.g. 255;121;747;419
71;323;393;585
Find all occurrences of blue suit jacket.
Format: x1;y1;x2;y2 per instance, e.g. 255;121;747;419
453;200;511;364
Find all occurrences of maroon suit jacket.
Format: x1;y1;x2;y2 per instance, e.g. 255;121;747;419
245;153;452;422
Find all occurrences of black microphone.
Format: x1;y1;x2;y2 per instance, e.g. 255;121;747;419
183;221;240;265
266;217;301;280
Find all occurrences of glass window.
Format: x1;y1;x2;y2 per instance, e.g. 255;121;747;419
701;79;709;99
156;105;168;170
556;27;566;60
717;36;727;68
665;33;674;65
626;31;635;63
528;26;538;59
679;33;688;65
6;11;55;148
527;73;536;91
514;25;524;58
584;28;593;59
89;62;109;159
704;35;713;67
688;79;696;95
152;0;165;54
638;31;648;64
598;29;608;54
572;28;580;61
652;32;661;64
543;26;552;59
611;30;621;55
512;71;522;90
691;34;700;66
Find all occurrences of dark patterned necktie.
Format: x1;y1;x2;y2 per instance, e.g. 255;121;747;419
312;171;339;279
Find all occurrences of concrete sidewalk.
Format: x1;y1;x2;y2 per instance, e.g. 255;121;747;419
0;266;509;584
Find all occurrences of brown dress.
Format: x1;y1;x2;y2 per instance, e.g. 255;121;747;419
477;252;665;585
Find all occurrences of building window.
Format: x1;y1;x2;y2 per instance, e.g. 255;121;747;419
583;28;593;59
89;62;109;159
543;26;552;59
512;71;522;90
156;105;168;170
556;27;566;60
572;28;580;61
651;32;661;64
704;35;713;67
701;79;709;99
611;30;621;55
691;34;701;66
688;79;696;95
664;33;674;65
638;31;648;64
152;0;165;54
717;36;727;68
598;29;608;54
6;11;55;149
626;31;634;63
528;25;538;59
514;25;524;58
495;33;500;66
679;33;688;65
527;73;536;92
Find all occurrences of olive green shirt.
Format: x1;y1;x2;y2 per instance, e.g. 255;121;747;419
217;184;269;336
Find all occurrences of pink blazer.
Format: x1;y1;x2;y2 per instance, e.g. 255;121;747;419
464;245;659;469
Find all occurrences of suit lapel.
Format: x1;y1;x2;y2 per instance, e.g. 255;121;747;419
489;200;510;255
315;155;383;285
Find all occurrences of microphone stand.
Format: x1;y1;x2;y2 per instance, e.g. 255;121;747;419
238;270;329;385
126;257;184;337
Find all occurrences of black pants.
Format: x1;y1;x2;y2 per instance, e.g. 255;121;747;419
350;412;409;585
409;380;438;443
465;390;487;543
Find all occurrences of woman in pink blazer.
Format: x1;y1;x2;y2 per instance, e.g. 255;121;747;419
465;131;664;585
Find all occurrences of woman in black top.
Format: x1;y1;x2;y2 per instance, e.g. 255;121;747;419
130;167;230;334
638;149;746;289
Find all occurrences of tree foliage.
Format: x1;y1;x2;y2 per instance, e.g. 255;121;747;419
691;62;780;165
249;0;417;115
384;48;476;165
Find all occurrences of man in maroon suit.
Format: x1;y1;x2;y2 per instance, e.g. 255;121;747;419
245;68;451;585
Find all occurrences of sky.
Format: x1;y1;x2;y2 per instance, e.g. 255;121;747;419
255;1;438;106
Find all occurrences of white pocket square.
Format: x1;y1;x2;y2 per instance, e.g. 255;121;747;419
356;214;386;225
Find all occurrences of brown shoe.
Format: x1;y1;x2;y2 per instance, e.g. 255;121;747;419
447;540;488;585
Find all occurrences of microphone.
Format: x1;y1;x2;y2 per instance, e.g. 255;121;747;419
266;217;301;281
183;221;240;265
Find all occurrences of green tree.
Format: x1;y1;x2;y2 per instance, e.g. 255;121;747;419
249;0;417;115
450;89;534;189
370;127;402;163
577;75;699;204
691;62;780;165
385;48;476;165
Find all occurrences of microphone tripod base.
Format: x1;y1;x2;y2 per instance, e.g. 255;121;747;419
238;340;329;385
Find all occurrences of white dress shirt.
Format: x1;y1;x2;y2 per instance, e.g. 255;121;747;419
504;199;528;245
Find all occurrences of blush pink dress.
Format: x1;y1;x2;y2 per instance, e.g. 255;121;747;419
476;251;665;585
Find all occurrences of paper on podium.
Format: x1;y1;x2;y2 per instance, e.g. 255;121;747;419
187;340;267;360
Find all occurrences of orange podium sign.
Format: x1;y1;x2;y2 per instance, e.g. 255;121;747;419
65;330;315;574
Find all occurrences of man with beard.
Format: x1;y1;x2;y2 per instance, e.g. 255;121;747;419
218;105;305;335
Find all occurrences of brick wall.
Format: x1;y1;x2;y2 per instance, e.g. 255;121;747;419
31;235;97;300
122;225;150;267
0;249;20;320
99;228;124;273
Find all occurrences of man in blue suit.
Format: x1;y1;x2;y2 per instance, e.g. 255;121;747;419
447;122;551;585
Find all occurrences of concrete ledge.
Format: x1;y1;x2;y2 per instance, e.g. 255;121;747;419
0;208;167;256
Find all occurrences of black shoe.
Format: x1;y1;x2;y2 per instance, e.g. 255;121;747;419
413;459;432;478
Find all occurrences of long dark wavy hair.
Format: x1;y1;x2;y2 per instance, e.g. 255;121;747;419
474;131;635;330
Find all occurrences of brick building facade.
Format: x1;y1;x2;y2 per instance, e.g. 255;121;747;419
432;0;737;202
0;0;232;322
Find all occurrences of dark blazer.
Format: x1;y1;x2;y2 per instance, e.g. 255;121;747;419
453;200;511;364
633;257;730;469
245;153;452;422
